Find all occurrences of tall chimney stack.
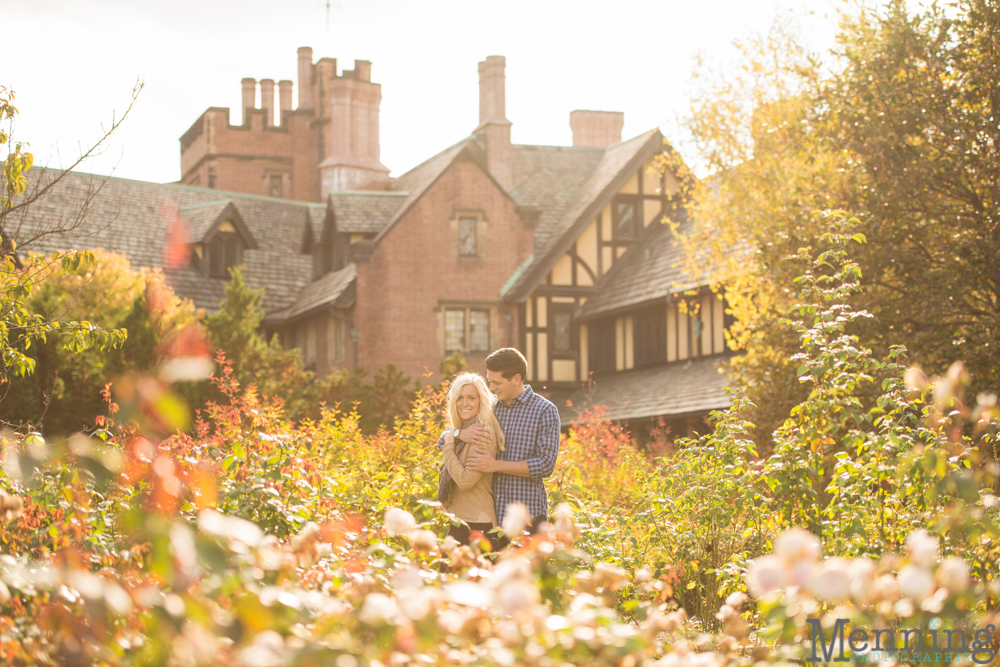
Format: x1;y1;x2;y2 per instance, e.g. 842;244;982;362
318;59;390;192
569;110;624;148
241;78;256;126
260;79;275;127
278;80;293;123
297;47;314;110
474;56;513;192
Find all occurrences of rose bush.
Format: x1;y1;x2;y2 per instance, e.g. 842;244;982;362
1;211;998;665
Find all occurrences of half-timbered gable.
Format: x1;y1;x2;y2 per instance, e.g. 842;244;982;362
499;129;734;434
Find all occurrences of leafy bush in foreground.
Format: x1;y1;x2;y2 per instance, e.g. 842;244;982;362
0;211;998;665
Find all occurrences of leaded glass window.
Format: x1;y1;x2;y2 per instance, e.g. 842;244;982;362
614;200;638;240
553;309;572;353
469;310;489;352
445;309;466;352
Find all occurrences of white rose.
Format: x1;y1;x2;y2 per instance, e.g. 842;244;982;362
501;503;530;538
773;529;821;564
724;591;747;609
409;529;439;551
745;555;788;598
905;529;939;569
936;556;970;594
810;558;852;602
383;508;417;537
359;593;402;626
898;565;935;601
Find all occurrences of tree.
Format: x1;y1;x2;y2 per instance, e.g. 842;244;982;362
185;267;319;419
0;249;195;432
680;0;1000;443
0;82;147;428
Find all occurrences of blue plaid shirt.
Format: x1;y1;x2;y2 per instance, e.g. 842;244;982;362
491;385;561;525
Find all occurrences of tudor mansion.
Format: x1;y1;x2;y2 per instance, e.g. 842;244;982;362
18;48;734;435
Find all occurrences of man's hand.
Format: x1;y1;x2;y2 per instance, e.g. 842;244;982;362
466;447;497;473
460;423;492;447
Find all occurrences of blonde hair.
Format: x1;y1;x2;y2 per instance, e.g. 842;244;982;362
447;372;505;452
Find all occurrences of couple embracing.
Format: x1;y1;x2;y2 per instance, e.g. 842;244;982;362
436;348;560;548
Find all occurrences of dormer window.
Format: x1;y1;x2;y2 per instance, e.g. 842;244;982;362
180;201;258;280
208;231;242;278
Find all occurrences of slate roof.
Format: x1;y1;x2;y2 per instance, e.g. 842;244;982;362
502;131;662;299
556;357;733;425
179;200;231;240
509;144;605;252
269;263;357;321
579;219;704;318
330;191;408;234
14;169;316;315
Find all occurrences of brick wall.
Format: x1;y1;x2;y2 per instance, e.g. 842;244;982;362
179;108;322;201
353;158;526;384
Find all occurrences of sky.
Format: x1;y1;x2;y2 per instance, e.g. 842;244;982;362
5;0;843;184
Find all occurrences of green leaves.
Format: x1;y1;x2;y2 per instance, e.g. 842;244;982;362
0;248;126;389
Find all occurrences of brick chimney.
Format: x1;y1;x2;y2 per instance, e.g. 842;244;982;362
318;59;391;192
474;56;513;192
241;78;256;126
297;47;314;110
260;79;275;127
278;80;293;123
570;110;624;148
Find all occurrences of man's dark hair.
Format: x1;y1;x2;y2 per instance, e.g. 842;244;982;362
485;348;528;382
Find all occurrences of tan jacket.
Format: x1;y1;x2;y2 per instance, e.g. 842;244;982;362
441;422;498;525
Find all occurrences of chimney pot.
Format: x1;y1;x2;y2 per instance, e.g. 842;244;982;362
297;47;314;109
241;78;257;126
260;79;276;127
474;56;513;192
478;55;507;125
569;110;624;148
278;80;293;123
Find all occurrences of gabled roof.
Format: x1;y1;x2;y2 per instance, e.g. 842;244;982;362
329;191;408;234
306;204;327;242
557;357;732;425
502;130;665;300
269;263;357;322
374;138;476;243
179;200;259;249
300;206;327;254
180;200;230;239
16;169;314;315
509;144;605;252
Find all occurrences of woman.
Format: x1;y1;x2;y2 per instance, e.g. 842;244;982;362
438;372;505;546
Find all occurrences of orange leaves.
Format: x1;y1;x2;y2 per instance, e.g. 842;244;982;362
159;202;192;271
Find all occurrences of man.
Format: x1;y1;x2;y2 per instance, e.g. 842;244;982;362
463;348;560;534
